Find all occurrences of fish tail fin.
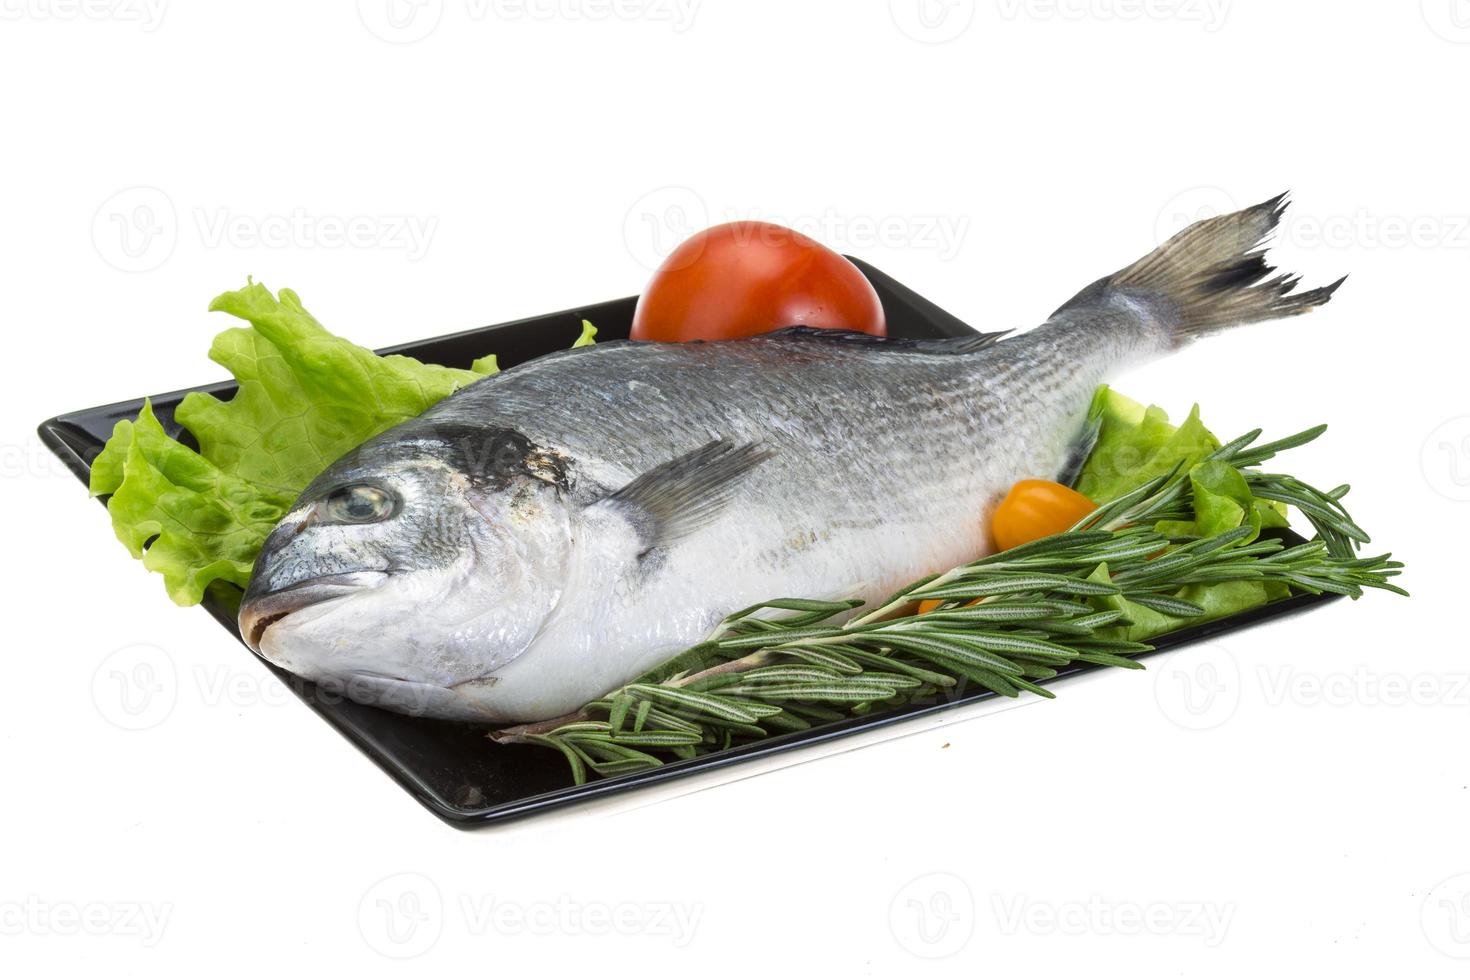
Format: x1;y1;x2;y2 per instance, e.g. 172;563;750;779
1055;193;1346;344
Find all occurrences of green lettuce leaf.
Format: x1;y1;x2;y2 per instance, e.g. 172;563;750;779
1074;386;1220;503
90;402;297;605
572;319;598;348
1085;563;1286;643
176;282;493;496
1074;389;1296;638
91;281;575;606
1153;459;1289;544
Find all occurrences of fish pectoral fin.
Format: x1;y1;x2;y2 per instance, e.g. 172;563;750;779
1057;387;1107;489
596;439;774;555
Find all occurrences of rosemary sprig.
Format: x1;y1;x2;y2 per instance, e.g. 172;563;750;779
492;426;1404;783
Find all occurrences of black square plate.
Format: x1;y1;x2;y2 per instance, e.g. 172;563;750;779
39;259;1339;828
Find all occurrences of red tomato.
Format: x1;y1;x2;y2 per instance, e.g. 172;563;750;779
630;221;886;342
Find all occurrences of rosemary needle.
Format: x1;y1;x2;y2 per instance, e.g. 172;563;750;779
492;426;1405;784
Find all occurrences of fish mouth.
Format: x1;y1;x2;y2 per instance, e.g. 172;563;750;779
339;670;499;692
239;571;389;651
329;670;499;718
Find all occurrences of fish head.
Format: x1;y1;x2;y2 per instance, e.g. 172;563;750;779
238;424;575;718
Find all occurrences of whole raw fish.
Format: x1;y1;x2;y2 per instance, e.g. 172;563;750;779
239;196;1341;722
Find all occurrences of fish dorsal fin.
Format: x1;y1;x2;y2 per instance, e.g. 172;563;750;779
764;326;1012;354
599;439;774;555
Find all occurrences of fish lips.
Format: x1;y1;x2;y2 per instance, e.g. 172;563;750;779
328;671;499;718
239;570;389;651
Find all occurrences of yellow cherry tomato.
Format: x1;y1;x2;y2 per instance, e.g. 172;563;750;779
917;481;1097;616
990;479;1098;553
917;596;983;615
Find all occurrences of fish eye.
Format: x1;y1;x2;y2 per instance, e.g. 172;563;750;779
324;484;396;524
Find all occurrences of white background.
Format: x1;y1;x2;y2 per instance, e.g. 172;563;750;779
1;1;1465;976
